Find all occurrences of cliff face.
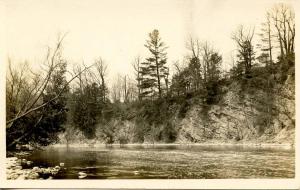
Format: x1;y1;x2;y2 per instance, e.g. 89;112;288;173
176;74;295;144
59;68;295;145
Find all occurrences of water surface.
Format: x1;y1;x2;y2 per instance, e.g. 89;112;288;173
23;144;295;179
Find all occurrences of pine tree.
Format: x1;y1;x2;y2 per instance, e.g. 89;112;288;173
139;61;156;99
144;29;168;99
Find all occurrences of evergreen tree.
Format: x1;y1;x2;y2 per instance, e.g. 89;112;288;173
70;82;103;139
144;29;168;99
33;58;69;145
139;60;156;99
205;52;222;103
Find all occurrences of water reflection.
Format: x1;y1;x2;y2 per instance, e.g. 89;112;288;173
23;144;295;179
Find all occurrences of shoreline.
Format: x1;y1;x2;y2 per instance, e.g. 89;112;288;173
49;142;294;149
6;141;294;180
6;157;62;180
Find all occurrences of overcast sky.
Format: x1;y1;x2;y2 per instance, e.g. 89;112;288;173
3;0;295;81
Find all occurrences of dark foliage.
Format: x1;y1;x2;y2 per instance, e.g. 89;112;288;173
70;82;105;139
7;60;69;148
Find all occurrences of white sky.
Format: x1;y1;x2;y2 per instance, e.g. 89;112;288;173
3;0;295;82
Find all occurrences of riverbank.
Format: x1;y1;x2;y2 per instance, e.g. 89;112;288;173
6;141;294;180
50;141;295;149
7;141;295;179
6;156;64;180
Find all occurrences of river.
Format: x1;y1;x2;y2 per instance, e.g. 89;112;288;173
22;144;295;179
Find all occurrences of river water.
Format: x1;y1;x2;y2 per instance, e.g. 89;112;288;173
24;144;295;179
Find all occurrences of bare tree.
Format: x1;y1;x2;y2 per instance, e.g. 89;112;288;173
6;35;93;126
257;12;274;67
110;74;122;103
132;56;142;100
123;75;129;103
201;41;215;83
72;63;85;91
127;78;138;102
186;37;201;59
186;38;202;91
232;25;255;76
173;60;182;74
270;3;295;59
122;75;138;103
163;67;169;94
6;34;67;127
94;58;108;102
6;59;41;122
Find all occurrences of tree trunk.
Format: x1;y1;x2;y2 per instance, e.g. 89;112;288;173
155;57;161;98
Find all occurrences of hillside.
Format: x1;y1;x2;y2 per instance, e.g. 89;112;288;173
58;65;295;146
176;68;295;144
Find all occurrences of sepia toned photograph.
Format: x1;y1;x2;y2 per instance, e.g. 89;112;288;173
1;0;298;187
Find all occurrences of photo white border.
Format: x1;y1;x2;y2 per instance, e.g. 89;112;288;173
0;0;299;189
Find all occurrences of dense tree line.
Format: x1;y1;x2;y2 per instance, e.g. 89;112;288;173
6;3;295;148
